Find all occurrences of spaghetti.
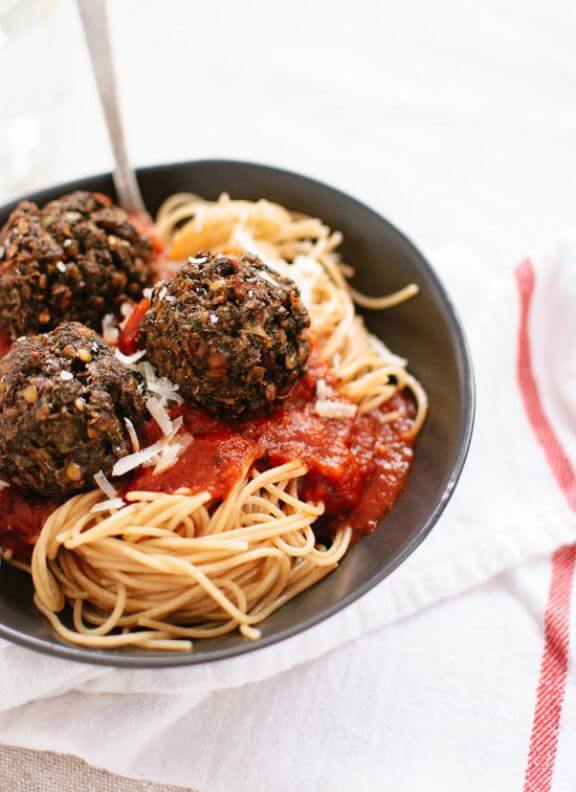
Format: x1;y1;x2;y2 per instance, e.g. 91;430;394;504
21;193;427;651
31;462;351;650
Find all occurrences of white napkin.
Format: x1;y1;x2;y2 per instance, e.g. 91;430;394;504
0;241;573;788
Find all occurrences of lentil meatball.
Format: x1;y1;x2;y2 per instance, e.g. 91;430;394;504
139;251;310;417
0;322;146;496
0;191;153;338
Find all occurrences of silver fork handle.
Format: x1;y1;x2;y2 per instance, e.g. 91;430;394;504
76;0;150;220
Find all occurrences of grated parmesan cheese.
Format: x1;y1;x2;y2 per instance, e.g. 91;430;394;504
136;360;183;406
94;470;118;498
315;379;332;400
115;349;146;367
0;480;9;491
149;378;183;406
140;361;156;382
169;415;184;436
112;414;188;478
112;441;164;477
314;400;357;419
153;433;193;475
146;396;175;437
124;417;140;452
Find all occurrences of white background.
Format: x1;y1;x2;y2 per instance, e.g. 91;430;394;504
2;0;576;268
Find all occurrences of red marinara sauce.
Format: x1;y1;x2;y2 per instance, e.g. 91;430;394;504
0;488;58;560
126;352;416;540
119;298;150;355
0;347;416;559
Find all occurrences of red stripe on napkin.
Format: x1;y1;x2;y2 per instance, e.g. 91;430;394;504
516;258;576;791
523;545;576;792
516;259;576;509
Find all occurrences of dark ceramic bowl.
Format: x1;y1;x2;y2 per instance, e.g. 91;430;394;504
0;161;474;667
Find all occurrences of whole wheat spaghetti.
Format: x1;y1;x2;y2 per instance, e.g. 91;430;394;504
31;462;351;650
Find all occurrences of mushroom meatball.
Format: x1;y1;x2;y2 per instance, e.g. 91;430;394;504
0;191;153;338
139;251;310;417
0;322;146;496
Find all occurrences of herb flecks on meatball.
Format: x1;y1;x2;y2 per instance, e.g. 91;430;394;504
140;251;311;417
0;322;146;496
0;191;153;338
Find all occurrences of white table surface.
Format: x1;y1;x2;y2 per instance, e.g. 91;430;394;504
0;0;575;789
3;0;576;266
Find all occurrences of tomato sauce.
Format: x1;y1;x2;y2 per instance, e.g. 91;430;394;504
0;352;416;560
0;487;58;560
0;314;416;558
126;353;416;539
119;298;150;355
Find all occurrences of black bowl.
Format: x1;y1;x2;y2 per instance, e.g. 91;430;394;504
0;160;474;667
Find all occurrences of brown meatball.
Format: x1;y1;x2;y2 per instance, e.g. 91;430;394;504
0;191;153;338
139;251;310;417
0;322;146;496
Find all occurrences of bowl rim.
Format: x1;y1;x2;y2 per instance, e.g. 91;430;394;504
0;159;476;667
